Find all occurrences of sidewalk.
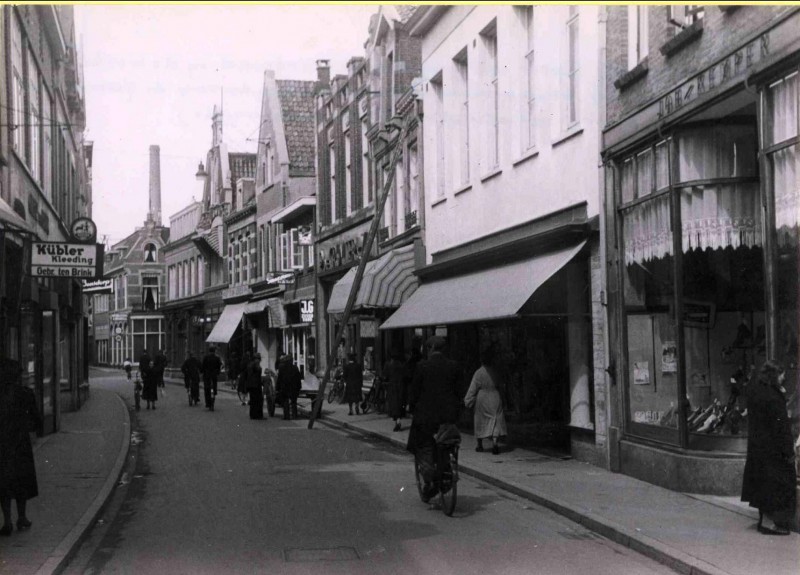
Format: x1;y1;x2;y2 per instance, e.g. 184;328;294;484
304;395;800;575
0;384;130;575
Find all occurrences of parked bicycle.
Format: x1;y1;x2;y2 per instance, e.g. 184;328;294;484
360;375;386;414
414;424;461;516
327;367;345;404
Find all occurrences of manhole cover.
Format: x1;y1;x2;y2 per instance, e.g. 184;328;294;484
284;547;359;562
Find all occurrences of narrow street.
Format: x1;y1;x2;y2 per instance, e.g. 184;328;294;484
62;372;675;575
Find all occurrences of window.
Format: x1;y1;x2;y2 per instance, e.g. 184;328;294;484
386;52;395;120
361;118;371;206
394;153;405;234
144;243;157;263
279;230;293;271
628;6;649;70
431;75;446;199
520;6;536;150
454;50;470;186
345;131;352;215
407;143;419;229
329;143;336;223
28;50;41;183
11;14;25;157
243;232;250;283
566;6;580;127
142;275;159;311
668;5;704;29
43;90;53;201
482;23;499;170
291;228;303;269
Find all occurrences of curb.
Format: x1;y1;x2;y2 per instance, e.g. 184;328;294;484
306;409;732;575
34;392;132;575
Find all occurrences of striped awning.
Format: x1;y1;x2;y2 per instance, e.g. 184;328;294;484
327;244;418;315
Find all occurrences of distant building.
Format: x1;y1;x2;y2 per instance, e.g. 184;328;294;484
0;6;92;433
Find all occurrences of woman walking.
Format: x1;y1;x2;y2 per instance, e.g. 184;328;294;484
740;360;796;535
343;353;363;416
247;354;264;420
0;358;42;536
464;344;508;455
383;347;406;431
139;350;158;410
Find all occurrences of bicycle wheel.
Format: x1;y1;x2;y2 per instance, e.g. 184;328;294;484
439;446;458;516
361;389;374;414
327;382;337;404
414;458;426;502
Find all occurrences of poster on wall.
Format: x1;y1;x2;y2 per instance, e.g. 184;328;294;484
662;342;677;373
633;361;650;385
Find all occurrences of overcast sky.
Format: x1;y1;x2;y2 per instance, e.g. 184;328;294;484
76;4;378;246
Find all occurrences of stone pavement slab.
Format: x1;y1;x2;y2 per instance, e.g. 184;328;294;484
305;396;800;575
0;387;130;575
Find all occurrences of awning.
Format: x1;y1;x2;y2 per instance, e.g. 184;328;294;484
205;302;247;344
379;240;586;330
327;244;418;315
0;198;32;233
244;300;269;315
267;297;287;328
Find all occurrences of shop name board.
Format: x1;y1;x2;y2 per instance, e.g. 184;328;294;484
81;279;114;294
658;32;770;119
300;300;314;323
318;232;367;272
110;313;128;323
266;272;295;285
31;242;104;279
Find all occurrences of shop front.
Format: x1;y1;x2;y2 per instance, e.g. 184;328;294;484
282;273;317;381
602;18;799;494
381;227;599;460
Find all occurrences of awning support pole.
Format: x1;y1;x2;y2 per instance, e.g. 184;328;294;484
308;116;410;429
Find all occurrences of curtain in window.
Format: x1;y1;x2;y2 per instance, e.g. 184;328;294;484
768;73;798;145
622;194;672;265
774;144;799;246
680;183;761;252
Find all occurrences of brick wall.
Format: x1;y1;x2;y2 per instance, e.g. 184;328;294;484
607;5;792;126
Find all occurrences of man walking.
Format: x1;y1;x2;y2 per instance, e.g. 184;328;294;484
153;349;168;394
201;346;222;411
406;336;462;502
181;351;201;406
276;354;302;420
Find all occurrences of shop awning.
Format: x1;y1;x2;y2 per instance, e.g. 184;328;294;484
379;240;586;330
267;297;287;328
205;302;247;344
0;198;32;232
244;299;269;315
327;244;418;315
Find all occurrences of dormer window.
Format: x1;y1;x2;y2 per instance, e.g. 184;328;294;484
144;243;157;263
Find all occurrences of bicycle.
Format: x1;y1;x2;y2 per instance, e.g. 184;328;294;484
360;376;386;414
327;367;345;404
262;369;277;418
414;424;461;516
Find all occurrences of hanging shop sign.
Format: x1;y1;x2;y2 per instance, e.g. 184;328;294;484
300;300;314;323
298;226;313;246
81;279;114;294
266;272;295;285
31;242;105;279
70;217;98;243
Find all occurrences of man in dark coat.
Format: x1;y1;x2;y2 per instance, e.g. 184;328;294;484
139;350;157;410
247;354;265;420
741;361;796;535
0;358;42;535
276;354;302;420
153;349;168;390
406;336;462;502
343;353;363;416
181;351;201;406
201;346;222;411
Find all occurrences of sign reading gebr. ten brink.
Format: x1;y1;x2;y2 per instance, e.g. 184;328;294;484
31;242;105;279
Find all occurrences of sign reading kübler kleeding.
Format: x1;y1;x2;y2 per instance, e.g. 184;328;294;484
31;242;105;279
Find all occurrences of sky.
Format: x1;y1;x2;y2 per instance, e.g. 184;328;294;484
76;3;379;246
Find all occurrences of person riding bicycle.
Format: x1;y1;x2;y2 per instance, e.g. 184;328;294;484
406;335;462;503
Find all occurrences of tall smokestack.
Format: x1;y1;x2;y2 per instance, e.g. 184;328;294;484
148;145;162;225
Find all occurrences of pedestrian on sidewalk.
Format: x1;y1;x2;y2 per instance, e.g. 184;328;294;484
343;353;363;416
0;358;42;536
383;346;406;431
247;353;265;420
139;350;157;410
181;351;201;406
403;338;423;416
276;354;301;420
741;360;796;536
238;352;252;406
153;349;168;395
202;346;222;411
406;336;462;503
464;343;507;455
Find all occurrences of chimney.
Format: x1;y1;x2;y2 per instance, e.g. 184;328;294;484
316;59;330;89
148;145;162;225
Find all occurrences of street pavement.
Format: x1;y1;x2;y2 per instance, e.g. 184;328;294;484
0;368;796;575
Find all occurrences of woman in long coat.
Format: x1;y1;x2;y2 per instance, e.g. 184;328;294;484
246;354;264;420
343;353;363;415
464;344;507;455
0;358;42;535
383;347;406;431
740;360;796;535
139;351;158;410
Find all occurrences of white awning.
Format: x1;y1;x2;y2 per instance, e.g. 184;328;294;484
205;303;247;344
379;241;586;330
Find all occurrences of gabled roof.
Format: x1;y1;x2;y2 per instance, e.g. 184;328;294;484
276;79;317;177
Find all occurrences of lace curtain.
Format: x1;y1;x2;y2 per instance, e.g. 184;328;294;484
769;73;799;247
622;194;672;265
681;183;762;252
